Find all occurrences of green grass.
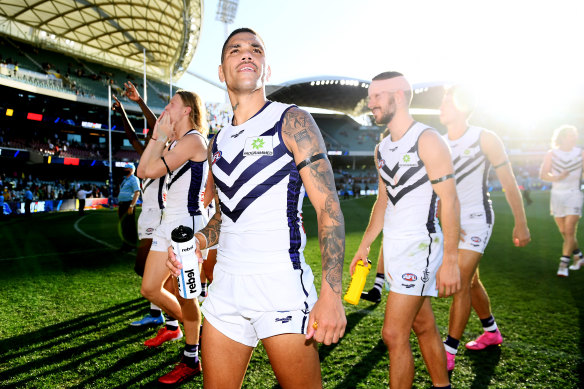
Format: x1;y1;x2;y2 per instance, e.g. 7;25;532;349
0;191;583;388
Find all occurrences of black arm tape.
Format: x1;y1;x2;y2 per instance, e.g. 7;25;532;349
296;152;328;171
430;173;455;184
493;160;510;169
160;156;171;175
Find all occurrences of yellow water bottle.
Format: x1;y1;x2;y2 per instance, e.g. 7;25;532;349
344;259;372;305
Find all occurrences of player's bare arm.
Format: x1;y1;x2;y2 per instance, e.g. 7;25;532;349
111;94;146;155
482;130;530;247
350;144;387;275
124;81;157;130
540;150;569;182
282;107;346;345
419;130;461;297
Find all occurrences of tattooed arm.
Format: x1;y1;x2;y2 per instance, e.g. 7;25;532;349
281;107;347;345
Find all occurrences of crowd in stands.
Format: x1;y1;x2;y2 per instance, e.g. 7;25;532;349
0;171;107;203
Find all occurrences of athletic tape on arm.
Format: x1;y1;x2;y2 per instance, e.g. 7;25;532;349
430;173;455;184
297;153;328;171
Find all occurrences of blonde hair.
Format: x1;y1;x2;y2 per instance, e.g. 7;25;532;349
551;125;578;149
175;90;208;138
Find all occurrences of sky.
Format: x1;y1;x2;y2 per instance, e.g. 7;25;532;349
178;0;584;120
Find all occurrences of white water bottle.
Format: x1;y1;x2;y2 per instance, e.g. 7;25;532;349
171;225;201;299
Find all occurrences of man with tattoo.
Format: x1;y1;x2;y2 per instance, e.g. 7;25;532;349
350;72;461;389
167;28;346;388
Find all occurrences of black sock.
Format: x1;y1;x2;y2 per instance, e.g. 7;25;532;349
431;385;451;389
561;255;571;265
373;272;384;292
573;249;583;258
164;314;179;331
480;315;498;333
182;343;199;367
443;335;459;354
200;282;207;296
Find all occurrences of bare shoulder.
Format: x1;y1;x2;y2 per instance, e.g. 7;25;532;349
281;106;326;160
419;128;448;150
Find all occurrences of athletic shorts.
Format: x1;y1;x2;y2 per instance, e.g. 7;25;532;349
383;233;443;297
459;223;493;254
551;190;584;217
137;208;162;240
200;263;318;347
151;213;207;258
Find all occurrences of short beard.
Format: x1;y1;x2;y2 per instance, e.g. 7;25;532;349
375;97;396;126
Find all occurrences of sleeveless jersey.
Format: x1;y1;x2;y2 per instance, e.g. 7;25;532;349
551;147;583;192
141;177;164;210
445;126;494;224
211;101;307;274
377;122;440;238
162;130;209;216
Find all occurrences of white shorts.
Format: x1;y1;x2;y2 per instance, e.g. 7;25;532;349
383;233;443;297
551;190;584;217
200;262;318;347
151;213;208;255
137;208;162;240
459;223;493;254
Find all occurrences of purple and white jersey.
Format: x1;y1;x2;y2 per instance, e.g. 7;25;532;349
163;130;209;217
141;177;164;210
444;126;494;225
211;101;307;274
551;147;583;192
377;122;441;239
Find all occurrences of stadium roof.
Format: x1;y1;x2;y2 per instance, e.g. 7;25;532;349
267;76;371;115
0;0;202;82
266;76;446;115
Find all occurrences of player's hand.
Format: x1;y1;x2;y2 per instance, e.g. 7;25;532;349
127;206;134;215
349;246;369;276
435;254;460;297
123;81;141;102
167;246;182;276
306;290;346;345
111;94;122;112
459;228;466;243
513;224;531;247
154;111;171;142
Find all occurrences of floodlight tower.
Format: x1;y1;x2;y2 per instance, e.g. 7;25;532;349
215;0;239;38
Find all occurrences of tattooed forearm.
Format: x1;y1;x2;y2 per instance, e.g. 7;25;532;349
319;223;345;295
199;212;221;248
308;161;338;195
294;129;310;143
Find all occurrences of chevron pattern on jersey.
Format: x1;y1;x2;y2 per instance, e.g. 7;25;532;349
212;125;293;223
552;156;583;174
377;144;429;206
451;139;490;185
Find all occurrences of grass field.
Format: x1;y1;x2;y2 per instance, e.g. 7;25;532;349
1;191;583;388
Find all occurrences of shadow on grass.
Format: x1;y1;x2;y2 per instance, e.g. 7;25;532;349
463;346;502;389
332;339;387;389
0;298;157;387
318;303;381;363
0;298;145;362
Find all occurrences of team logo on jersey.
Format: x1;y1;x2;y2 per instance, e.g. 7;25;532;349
402;273;417;282
212;151;222;165
402;284;415;288
470;212;484;219
389;146;398;152
421;268;430;283
461;147;479;158
243;136;273;156
399;153;418;167
378;158;386;168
